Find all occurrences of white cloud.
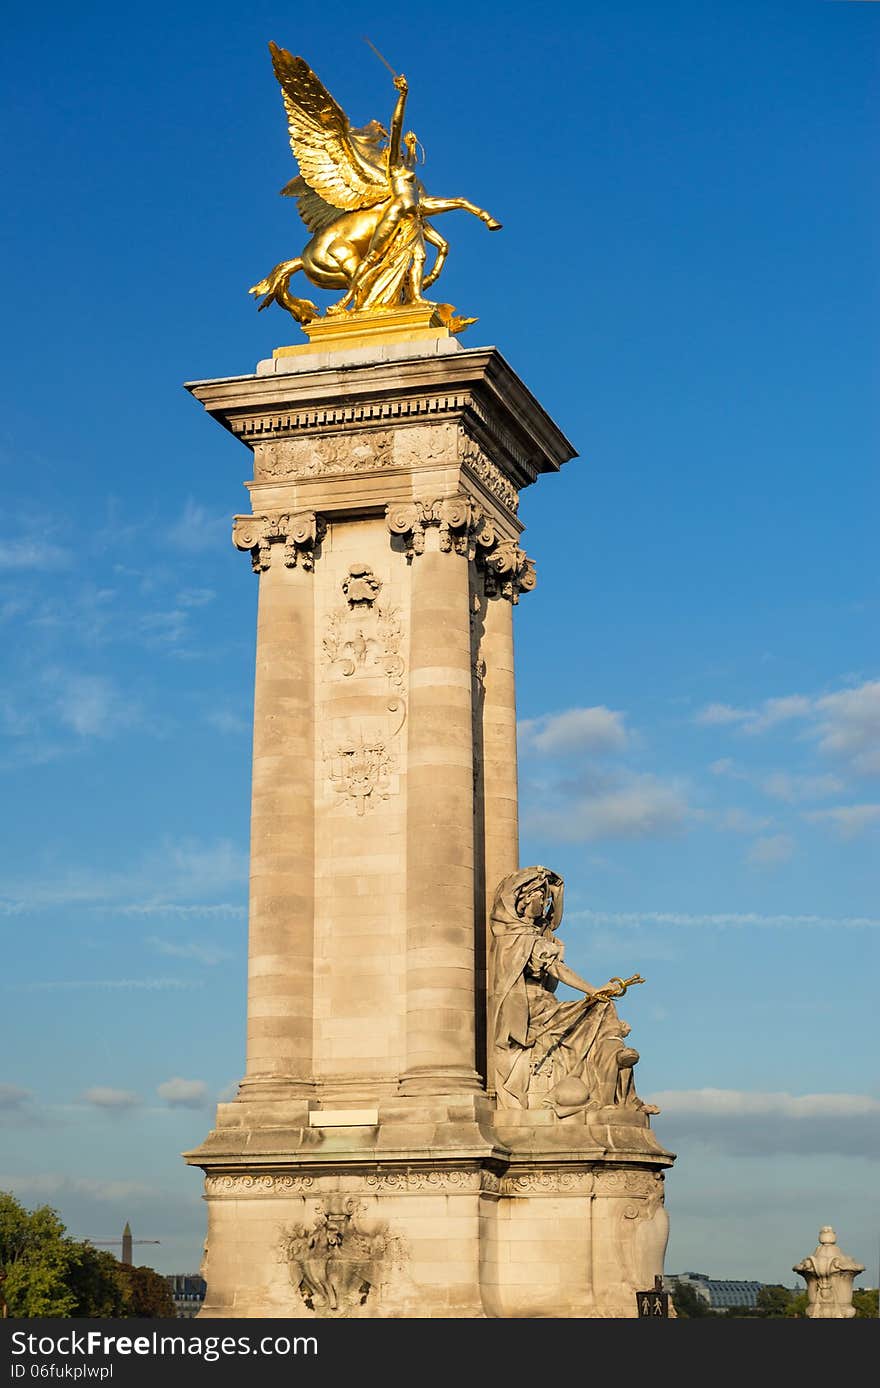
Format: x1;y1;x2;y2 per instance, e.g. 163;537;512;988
8;978;200;992
653;1089;880;1118
165;839;249;895
695;703;751;727
119;903;245;919
695;680;880;778
701;807;773;834
166;500;228;553
745;695;813;733
0;541;71;570
519;705;628;756
571;908;880;930
157;1078;208;1109
645;1089;880;1159
0;1173;154;1202
139;610;189;645
146;936;233;965
525;776;687;842
206;710;250;736
760;771;844;803
709;757;737;775
82;1087;140;1111
0;1084;34;1110
803;804;880;839
2;837;248;915
813;681;880;775
53;673;138;739
745;833;795;866
177;589;216;608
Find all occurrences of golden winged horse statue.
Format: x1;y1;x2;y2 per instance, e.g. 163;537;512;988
249;43;502;329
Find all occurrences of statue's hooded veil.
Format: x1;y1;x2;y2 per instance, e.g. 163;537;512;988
489;867;551;1051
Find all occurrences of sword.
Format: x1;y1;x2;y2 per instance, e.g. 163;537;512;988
362;36;399;80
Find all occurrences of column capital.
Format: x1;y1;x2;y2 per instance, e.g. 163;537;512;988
232;511;325;572
479;539;537;605
385;495;536;601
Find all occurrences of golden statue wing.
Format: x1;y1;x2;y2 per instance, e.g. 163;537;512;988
279;176;345;234
269;42;389;211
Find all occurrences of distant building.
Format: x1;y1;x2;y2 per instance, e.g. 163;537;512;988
165;1274;206;1319
664;1271;765;1311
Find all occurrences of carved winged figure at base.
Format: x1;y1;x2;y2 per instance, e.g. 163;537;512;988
249;43;502;328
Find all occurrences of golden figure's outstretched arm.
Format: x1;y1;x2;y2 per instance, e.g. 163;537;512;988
387;74;408;167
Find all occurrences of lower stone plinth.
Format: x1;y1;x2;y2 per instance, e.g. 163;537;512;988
185;1100;673;1318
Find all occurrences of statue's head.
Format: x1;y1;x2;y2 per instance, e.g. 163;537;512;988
515;872;551;924
403;131;424;168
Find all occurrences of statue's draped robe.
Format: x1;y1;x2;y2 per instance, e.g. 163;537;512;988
489;869;641;1111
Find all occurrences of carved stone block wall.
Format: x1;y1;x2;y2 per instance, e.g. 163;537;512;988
197;1159;669;1319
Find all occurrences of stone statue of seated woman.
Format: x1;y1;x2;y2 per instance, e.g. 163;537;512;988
489;865;659;1120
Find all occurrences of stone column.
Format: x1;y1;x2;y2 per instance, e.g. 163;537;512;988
234;523;317;1096
401;530;482;1095
480;593;519;924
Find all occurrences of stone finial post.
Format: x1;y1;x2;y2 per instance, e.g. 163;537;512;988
794;1226;865;1318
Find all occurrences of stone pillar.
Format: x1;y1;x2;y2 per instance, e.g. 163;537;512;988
477;588;519;1087
233;522;318;1096
401;534;481;1095
179;339;684;1323
480;592;519;931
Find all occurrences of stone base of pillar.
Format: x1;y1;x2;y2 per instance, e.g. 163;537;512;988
185;1101;673;1319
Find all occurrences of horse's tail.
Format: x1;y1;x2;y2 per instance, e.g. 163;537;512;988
248;258;318;325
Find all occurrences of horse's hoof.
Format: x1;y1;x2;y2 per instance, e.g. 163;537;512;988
485;219;502;231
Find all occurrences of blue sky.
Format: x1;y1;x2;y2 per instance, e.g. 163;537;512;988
1;0;877;1290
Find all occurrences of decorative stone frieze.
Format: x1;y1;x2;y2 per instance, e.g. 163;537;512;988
501;1171;595;1195
232;511;324;571
459;430;520;515
255;430;395;481
364;1169;482;1193
206;1173;315;1196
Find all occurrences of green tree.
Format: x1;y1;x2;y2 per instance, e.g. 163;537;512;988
0;1192;77;1317
785;1287;879;1319
67;1245;129;1318
671;1281;711;1318
756;1284;796;1317
0;1190;178;1319
117;1265;177;1318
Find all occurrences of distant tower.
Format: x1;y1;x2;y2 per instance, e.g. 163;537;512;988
121;1222;132;1266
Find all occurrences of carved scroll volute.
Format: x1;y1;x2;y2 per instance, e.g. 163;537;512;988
282;512;320;569
386;502;429;559
481;539;537;604
233;516;271;572
232;511;324;572
434;496;483;555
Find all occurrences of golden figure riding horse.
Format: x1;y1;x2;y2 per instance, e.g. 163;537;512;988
249;43;501;326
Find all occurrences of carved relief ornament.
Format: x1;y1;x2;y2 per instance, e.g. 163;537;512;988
232;511;325;571
255;430;394;481
459;432;520;515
